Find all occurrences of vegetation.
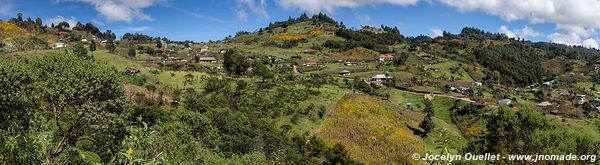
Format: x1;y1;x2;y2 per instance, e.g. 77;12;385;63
2;12;600;164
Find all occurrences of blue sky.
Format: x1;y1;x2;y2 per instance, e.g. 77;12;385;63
1;0;599;48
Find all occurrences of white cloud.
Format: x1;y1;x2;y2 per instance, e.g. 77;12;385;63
357;14;371;26
438;0;600;39
499;26;516;38
117;26;151;32
45;16;78;29
583;38;599;49
0;0;12;16
499;25;543;39
236;9;248;21
275;0;420;13
520;26;542;37
56;0;163;23
236;0;269;20
429;27;444;37
548;32;582;46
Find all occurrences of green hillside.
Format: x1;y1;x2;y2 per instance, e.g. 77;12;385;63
2;13;600;165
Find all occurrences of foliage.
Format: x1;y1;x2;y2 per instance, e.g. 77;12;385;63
28;53;128;163
66;42;89;59
0;59;41;164
474;44;546;86
419;99;435;136
318;95;422;164
128;46;136;58
223;49;251;77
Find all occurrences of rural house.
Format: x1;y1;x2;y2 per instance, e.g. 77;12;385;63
378;54;395;62
55;42;65;48
339;69;351;76
303;62;320;67
199;57;217;63
371;74;391;82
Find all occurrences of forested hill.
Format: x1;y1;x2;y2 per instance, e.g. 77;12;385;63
229;13;600;87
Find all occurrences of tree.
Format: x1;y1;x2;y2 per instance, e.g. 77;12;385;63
324;143;359;165
128;46;136;58
394;52;409;66
57;21;70;30
223;49;250;77
89;40;97;55
106;40;116;53
252;61;273;82
419;99;435;136
0;59;41;164
419;114;434;137
67;42;89;59
156;39;163;48
307;74;327;91
28;54;127;163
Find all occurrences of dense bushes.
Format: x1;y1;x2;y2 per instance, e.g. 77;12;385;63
474;44;546;86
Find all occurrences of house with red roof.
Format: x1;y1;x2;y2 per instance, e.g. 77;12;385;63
378;54;395;62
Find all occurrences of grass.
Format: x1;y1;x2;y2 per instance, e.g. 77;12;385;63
432;96;455;124
156;71;208;90
93;50;149;73
428;60;475;82
94;49;209;90
276;85;350;136
546;116;600;140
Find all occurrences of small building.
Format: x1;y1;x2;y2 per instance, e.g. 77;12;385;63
55;42;65;48
198;57;217;63
498;99;512;106
550;110;565;116
378;54;395;62
474;82;483;86
543;80;555;87
343;61;361;66
596;106;600;112
81;39;88;42
200;45;209;52
303;62;320;67
449;86;457;91
339;70;351;76
575;94;587;100
371;74;391;82
58;31;69;36
457;87;470;93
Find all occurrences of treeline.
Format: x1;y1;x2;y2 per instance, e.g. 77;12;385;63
474;43;546;86
2;13;116;40
458;27;510;41
5;13;45;33
450;102;599;164
532;42;600;62
265;12;338;31
323;26;405;53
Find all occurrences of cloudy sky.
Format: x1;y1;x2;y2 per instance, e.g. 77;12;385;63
1;0;599;48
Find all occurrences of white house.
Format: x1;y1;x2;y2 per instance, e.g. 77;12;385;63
371;74;391;82
81;39;88;42
200;45;209;52
55;42;65;48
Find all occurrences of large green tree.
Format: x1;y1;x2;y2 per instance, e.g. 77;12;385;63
29;54;128;163
0;59;41;164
